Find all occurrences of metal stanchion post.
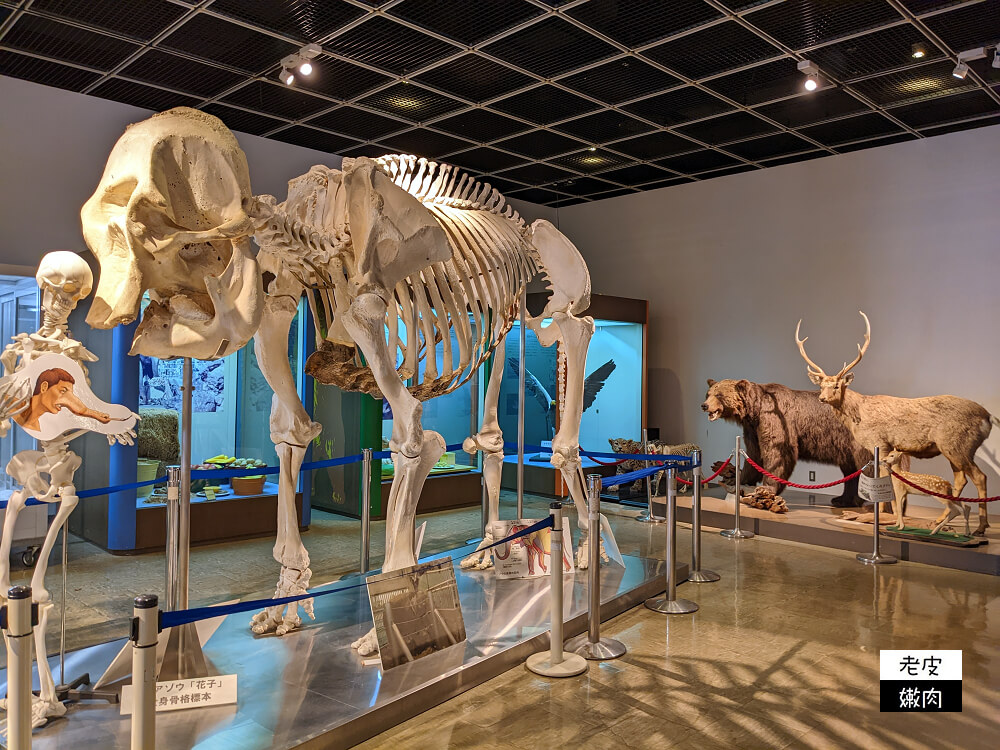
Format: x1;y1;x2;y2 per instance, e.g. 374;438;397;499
3;585;35;750
361;448;372;574
60;522;68;686
516;290;526;519
131;594;159;750
635;428;665;523
688;449;720;583
565;476;626;660
526;503;588;677
164;466;181;610
721;436;753;539
646;469;699;614
858;446;897;565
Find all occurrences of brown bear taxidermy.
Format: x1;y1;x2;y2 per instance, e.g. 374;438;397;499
702;378;874;507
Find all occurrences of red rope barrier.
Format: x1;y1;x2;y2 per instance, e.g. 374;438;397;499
677;456;732;486
588;454;629;466
742;453;865;490
889;470;1000;503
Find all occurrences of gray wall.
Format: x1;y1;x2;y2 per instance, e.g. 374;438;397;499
0;75;341;269
554;124;1000;495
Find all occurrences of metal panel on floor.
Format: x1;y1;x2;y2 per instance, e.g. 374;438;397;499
1;544;677;749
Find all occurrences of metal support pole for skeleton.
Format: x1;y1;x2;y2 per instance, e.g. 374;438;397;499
4;585;34;750
130;594;159;750
526;503;587;677
721;436;753;539
635;428;664;523
646;469;699;614
688;449;720;582
858;446;897;565
516;290;526;519
565;476;626;660
361;448;372;574
159;358;209;679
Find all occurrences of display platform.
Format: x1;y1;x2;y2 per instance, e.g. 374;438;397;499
2;543;675;750
662;490;999;576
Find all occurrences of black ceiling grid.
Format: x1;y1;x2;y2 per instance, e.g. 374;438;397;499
0;1;998;207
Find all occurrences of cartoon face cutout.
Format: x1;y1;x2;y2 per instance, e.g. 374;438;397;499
9;354;136;440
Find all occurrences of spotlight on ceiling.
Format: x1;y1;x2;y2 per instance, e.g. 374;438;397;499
993;48;1000;69
279;43;323;85
797;59;820;92
952;62;969;79
911;43;927;59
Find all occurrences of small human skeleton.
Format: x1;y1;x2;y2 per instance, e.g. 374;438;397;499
0;251;137;727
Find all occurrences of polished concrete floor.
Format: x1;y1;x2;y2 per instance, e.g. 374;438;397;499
5;490;1000;749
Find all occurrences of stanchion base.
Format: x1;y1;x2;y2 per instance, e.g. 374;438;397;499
857;553;898;565
721;528;754;539
635;511;666;524
687;569;721;583
645;596;699;614
563;635;627;660
525;651;588;677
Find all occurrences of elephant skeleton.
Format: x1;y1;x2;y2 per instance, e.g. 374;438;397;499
83;108;604;652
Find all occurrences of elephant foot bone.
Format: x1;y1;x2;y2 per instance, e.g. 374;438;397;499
460;533;496;570
250;565;314;635
352;627;379;656
575;534;609;570
0;694;67;729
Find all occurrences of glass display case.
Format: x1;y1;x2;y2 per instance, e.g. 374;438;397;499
0;275;39;493
500;294;647;496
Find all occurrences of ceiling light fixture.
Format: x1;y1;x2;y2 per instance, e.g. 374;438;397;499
951;46;988;79
279;43;323;85
797;59;820;92
993;48;1000;69
911;43;927;59
952;62;969;79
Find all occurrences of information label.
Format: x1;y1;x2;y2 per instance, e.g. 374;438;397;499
880;650;961;712
121;674;238;715
859;473;895;505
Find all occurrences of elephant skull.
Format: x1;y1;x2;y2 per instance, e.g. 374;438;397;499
82;107;263;360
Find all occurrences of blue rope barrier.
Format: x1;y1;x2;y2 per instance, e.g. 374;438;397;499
601;462;675;489
160;516;554;629
504;442;695;465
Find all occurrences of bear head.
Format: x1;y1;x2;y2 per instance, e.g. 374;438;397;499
702;379;755;423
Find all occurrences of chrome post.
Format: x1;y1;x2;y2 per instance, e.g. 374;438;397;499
361;448;372;574
688;449;720;583
60;522;68;685
164;465;181;611
526;502;587;677
517;290;526;519
635;428;665;523
130;594;159;750
158;358;208;680
565;475;626;660
4;585;34;750
646;469;699;614
721;436;753;539
858;446;898;565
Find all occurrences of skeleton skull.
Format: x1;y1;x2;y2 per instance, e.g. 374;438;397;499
36;251;93;325
82;107;263;360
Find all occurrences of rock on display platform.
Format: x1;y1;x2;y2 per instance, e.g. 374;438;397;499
1;544;673;749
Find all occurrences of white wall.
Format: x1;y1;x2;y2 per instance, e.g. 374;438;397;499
554;124;1000;497
0;75;341;269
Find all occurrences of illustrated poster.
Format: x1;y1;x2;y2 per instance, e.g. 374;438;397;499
490;517;573;580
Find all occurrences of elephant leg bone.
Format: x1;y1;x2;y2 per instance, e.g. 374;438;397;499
342;291;445;655
462;331;507;570
249;272;322;636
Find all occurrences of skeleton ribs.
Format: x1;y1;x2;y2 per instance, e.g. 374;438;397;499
82;108;603;653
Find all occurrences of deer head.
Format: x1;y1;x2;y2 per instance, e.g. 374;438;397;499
795;311;870;407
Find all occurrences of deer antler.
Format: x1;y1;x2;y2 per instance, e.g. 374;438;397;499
836;310;870;378
795;319;826;378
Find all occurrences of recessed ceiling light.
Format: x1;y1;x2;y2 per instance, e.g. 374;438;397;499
911;43;927;59
588;146;597;152
952;62;969;79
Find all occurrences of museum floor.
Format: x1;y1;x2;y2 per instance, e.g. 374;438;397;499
7;491;1000;749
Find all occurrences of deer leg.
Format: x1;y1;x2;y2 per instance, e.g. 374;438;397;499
249;277;323;636
342;291;445;656
930;501;961;536
461;331;507;570
966;464;989;536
